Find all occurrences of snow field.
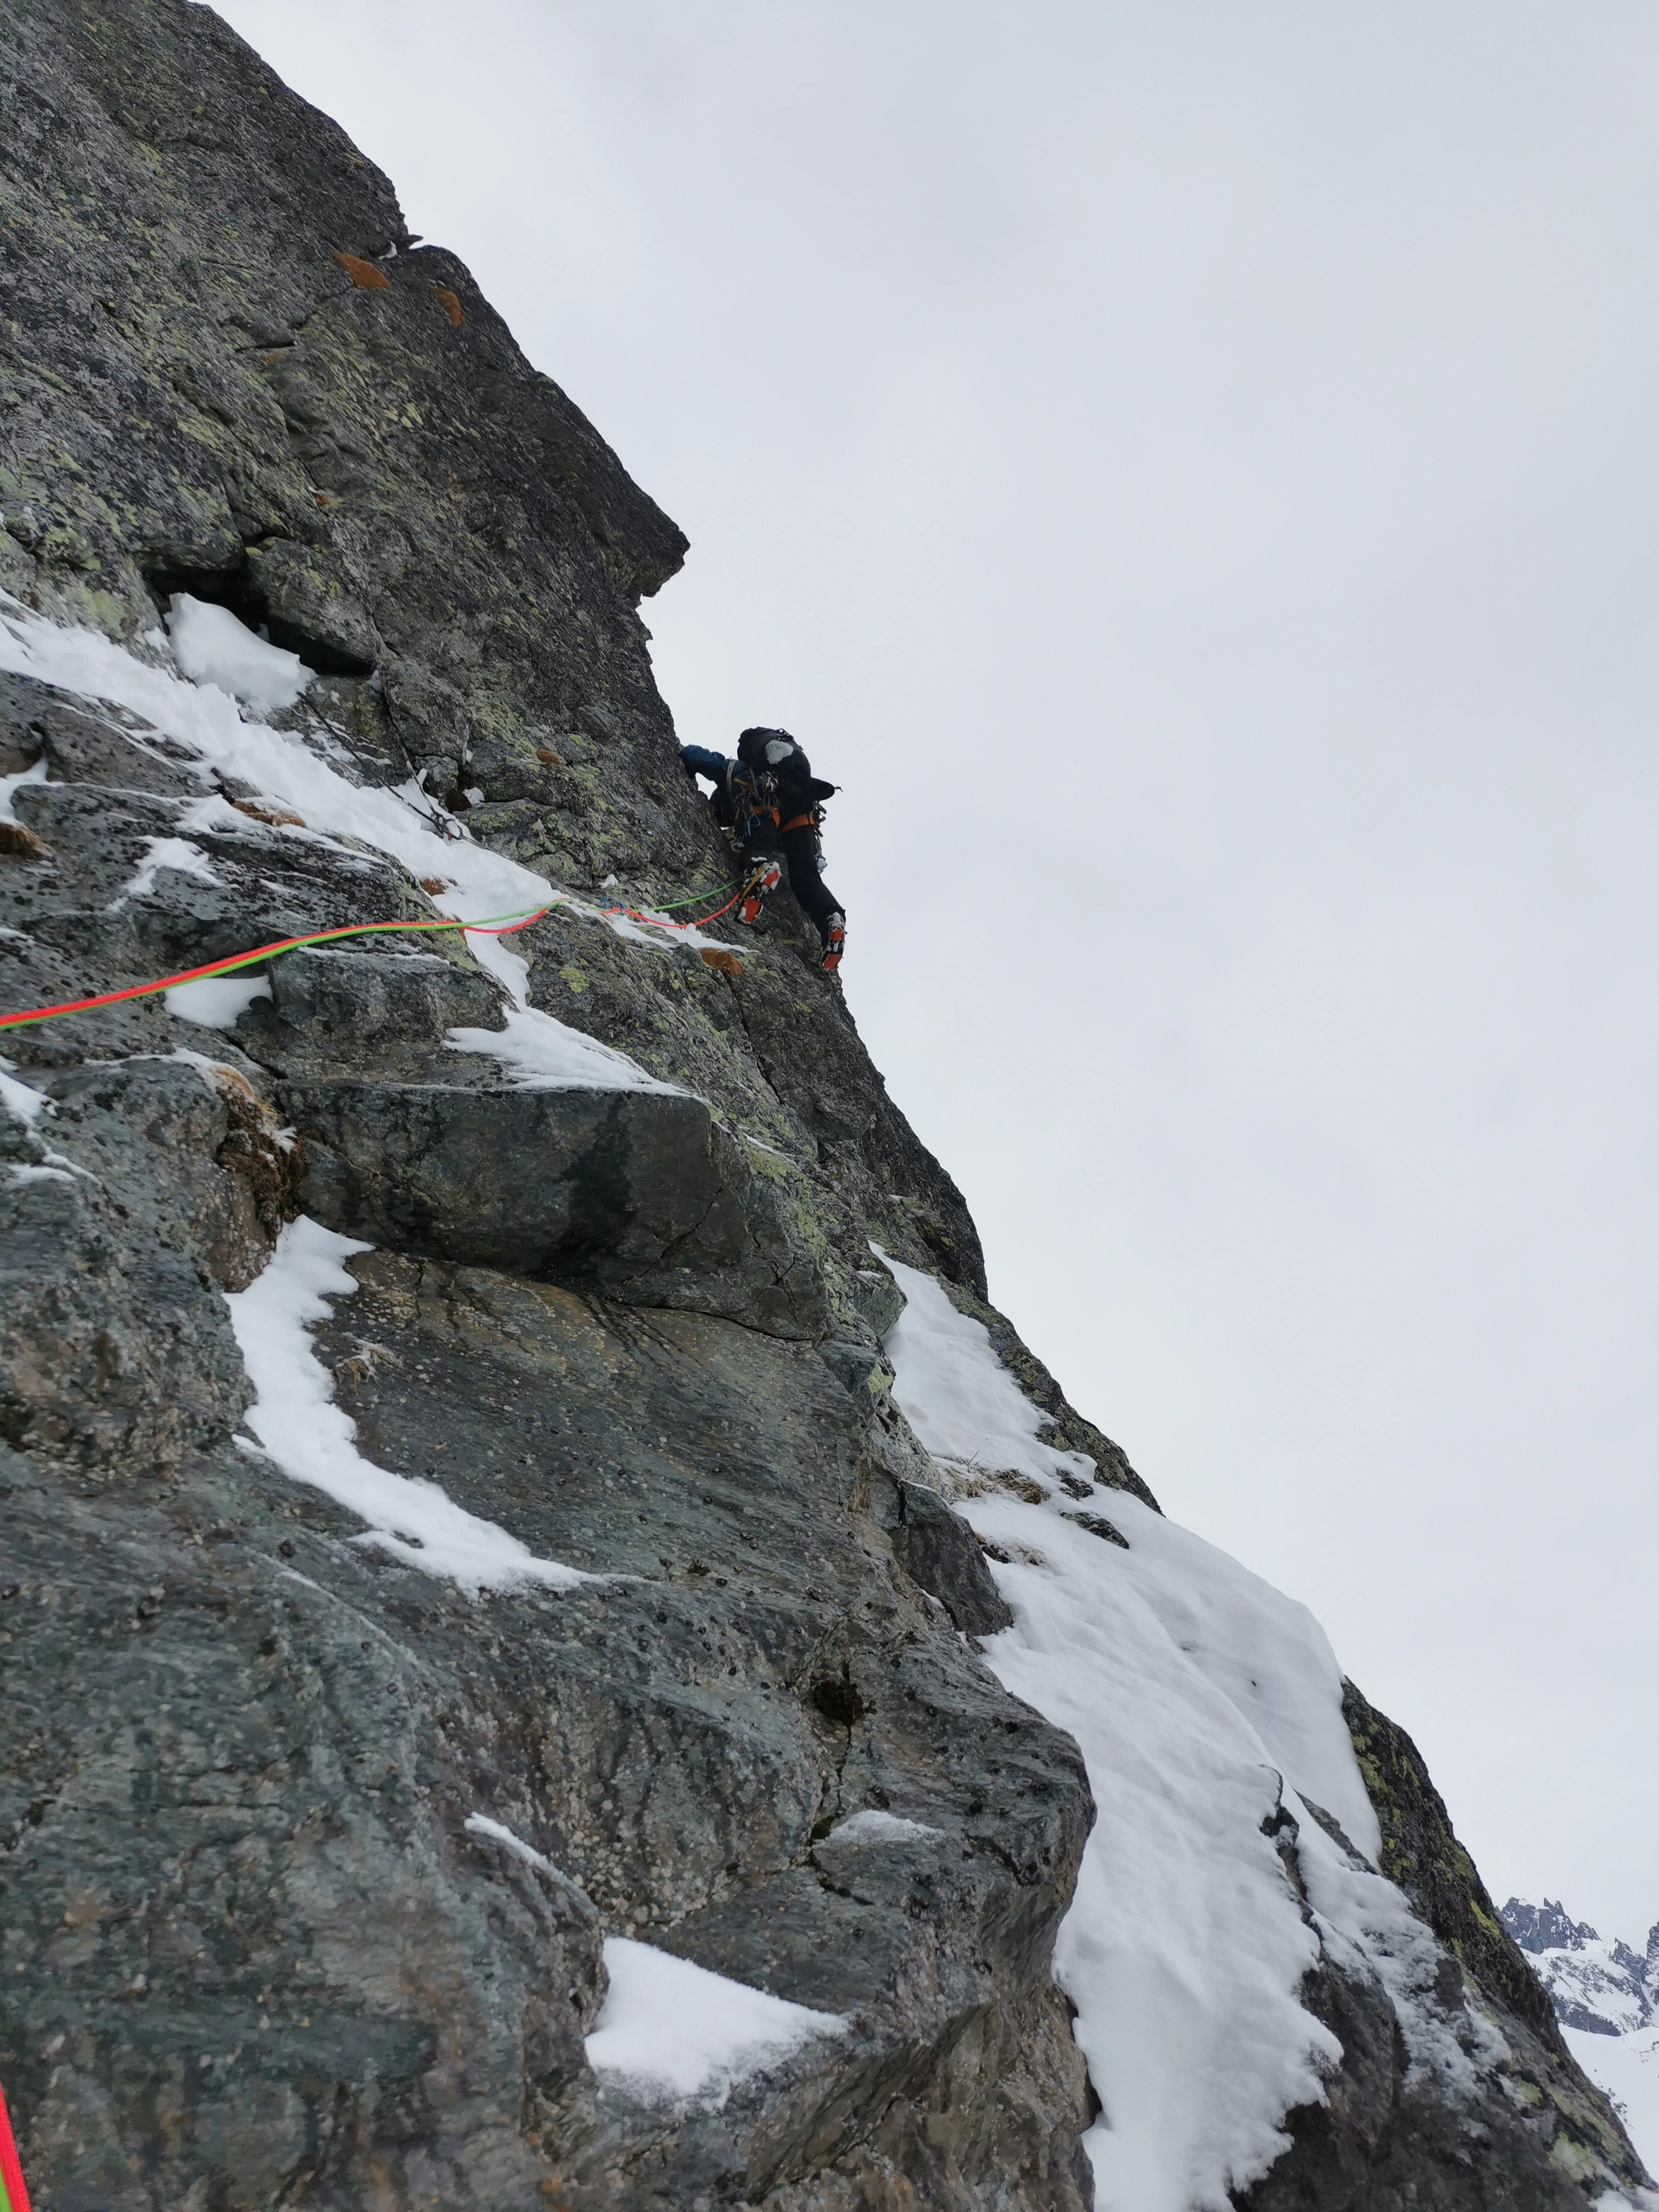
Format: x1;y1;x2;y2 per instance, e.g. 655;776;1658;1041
877;1252;1530;2212
1569;2026;1659;2182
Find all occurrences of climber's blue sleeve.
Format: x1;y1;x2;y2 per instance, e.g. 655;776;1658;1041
679;745;730;782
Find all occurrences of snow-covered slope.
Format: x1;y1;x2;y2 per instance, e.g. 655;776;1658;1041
882;1253;1654;2209
1505;1899;1659;2173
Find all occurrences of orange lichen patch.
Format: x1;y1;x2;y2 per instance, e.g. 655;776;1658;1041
0;820;50;860
535;748;562;766
431;285;464;326
333;249;390;290
418;877;449;896
232;802;306;828
699;947;745;978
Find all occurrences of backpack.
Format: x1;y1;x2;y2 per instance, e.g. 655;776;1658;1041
736;727;837;834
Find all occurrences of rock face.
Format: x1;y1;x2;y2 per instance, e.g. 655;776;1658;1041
0;3;1649;2207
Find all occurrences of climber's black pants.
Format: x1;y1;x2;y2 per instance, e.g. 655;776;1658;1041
747;822;840;942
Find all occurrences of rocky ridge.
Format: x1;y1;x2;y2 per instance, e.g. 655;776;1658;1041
0;2;1649;2206
1503;1903;1659;2041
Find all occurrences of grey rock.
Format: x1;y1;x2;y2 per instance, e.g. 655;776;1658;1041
241;537;381;675
283;1076;833;1339
890;1481;1014;1635
1239;1685;1649;2208
1060;1510;1129;1549
241;943;509;1073
0;1;1645;2206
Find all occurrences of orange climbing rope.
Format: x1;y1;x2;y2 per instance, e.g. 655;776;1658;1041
0;905;553;1033
597;877;750;933
0;874;755;1034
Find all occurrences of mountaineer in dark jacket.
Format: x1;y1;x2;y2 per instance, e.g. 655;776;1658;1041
680;727;846;973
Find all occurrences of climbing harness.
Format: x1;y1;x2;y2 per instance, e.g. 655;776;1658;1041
0;876;751;1035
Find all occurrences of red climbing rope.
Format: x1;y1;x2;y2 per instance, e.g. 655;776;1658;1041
0;874;755;1035
0;2076;32;2212
0;905;553;1033
599;878;750;932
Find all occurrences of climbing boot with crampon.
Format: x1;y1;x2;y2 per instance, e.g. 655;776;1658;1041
820;911;846;974
738;857;781;925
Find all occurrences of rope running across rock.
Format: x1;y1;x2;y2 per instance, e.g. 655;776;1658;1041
0;874;752;1034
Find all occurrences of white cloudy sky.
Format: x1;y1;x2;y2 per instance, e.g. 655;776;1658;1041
215;0;1659;1941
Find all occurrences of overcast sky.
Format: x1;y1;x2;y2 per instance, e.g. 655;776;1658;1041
213;0;1659;1940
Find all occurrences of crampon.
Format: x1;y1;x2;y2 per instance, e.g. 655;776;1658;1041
738;857;782;925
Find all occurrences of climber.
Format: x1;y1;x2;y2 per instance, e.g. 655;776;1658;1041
680;728;846;974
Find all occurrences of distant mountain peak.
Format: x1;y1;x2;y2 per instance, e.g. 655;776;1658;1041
1504;1896;1602;1954
1502;1897;1657;2037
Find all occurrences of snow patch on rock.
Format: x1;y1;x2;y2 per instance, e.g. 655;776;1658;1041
226;1216;599;1594
108;834;220;908
0;1063;51;1125
448;1005;677;1094
165;973;274;1028
828;1810;942;1845
166;594;310;714
585;1937;846;2108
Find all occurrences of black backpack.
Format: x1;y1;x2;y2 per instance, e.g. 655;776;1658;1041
736;727;837;826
